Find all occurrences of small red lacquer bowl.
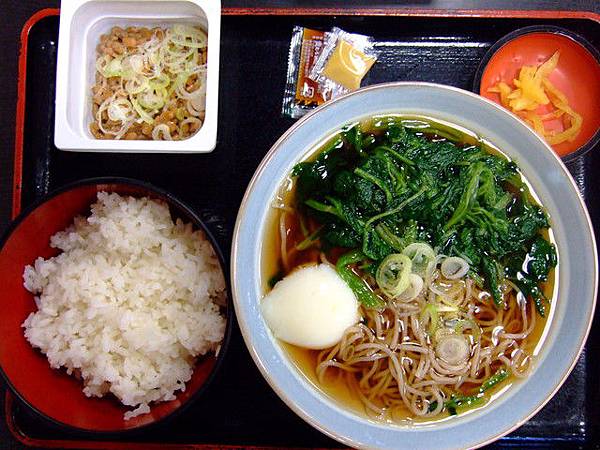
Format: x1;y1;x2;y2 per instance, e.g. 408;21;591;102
474;26;600;162
0;178;231;435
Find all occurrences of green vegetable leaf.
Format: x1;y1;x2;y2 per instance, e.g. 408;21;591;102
481;257;504;308
428;367;509;415
292;119;554;316
527;236;558;282
479;367;510;393
336;250;385;309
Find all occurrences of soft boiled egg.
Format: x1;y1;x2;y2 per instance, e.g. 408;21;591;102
261;264;360;349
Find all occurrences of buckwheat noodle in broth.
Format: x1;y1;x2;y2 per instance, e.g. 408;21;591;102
262;115;557;423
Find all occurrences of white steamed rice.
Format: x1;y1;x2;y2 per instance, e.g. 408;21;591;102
22;192;226;420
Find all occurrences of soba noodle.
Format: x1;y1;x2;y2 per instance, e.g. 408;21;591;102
275;207;542;421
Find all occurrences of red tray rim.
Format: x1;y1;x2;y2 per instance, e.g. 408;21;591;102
8;6;600;449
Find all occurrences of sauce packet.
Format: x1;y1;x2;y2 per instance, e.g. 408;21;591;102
309;27;379;101
282;26;327;118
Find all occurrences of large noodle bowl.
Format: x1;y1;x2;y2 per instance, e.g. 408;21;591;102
262;115;557;423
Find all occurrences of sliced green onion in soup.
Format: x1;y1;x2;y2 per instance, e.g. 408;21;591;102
376;254;412;298
397;273;424;301
441;256;470;279
435;334;470;365
420;303;439;335
454;318;482;341
402;242;436;277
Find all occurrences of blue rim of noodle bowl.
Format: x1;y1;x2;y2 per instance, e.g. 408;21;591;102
231;82;597;450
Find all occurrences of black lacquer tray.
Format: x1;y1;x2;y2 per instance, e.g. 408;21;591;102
6;8;600;448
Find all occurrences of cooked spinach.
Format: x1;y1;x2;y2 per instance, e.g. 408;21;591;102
293;119;556;312
336;250;385;309
428;367;510;415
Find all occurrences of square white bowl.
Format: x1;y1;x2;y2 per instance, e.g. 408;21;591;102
54;0;220;153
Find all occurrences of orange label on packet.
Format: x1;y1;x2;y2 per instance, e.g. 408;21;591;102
295;28;326;106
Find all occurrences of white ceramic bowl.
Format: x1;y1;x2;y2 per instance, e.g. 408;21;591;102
54;0;220;153
232;82;597;449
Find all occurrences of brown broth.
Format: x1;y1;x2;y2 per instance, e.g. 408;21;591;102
261;114;557;424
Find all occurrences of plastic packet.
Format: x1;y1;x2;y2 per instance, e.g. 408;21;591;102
282;26;327;118
309;27;379;100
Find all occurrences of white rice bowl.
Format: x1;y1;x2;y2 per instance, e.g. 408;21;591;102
22;192;226;420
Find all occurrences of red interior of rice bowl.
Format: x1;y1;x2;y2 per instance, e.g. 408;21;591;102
0;182;223;432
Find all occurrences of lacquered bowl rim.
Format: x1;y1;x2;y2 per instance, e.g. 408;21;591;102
472;25;600;163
